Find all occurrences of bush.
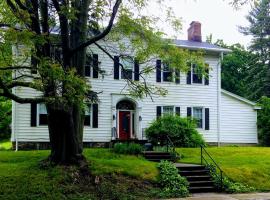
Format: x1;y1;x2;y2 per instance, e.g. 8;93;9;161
207;164;255;193
157;161;189;198
0;98;11;140
258;96;270;146
145;115;205;147
113;142;143;155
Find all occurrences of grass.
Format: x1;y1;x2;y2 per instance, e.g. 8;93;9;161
177;147;270;191
0;147;159;200
0;139;12;150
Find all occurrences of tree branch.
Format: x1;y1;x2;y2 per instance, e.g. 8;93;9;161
70;0;122;55
0;78;45;103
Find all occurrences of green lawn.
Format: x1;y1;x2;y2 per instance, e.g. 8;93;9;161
177;147;270;191
0;148;158;200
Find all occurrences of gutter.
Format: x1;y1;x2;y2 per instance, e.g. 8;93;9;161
217;52;223;147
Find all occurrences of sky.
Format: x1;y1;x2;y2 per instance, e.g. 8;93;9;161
148;0;253;47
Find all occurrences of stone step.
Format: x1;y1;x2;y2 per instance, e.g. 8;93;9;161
179;169;210;176
189;186;216;193
185;175;212;182
189;180;215;187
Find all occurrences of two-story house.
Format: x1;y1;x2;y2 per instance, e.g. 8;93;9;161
11;21;260;149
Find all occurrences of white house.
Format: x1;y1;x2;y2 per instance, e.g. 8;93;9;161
11;21;260;149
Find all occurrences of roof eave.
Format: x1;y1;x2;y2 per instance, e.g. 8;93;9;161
174;44;232;54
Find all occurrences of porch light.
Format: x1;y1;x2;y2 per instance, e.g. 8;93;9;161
139;116;142;121
113;114;116;120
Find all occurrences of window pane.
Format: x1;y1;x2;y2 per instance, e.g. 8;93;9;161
193;107;203;128
120;57;133;79
192;64;203;84
163;62;173;82
163;106;174;115
39;104;47;114
84;105;91;126
39;104;48;125
121;69;132;79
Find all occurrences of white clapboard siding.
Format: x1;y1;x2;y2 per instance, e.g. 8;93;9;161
220;90;258;144
12;42;257;145
12;42;220;143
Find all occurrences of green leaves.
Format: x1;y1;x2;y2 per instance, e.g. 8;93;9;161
157;161;189;198
145;115;205;147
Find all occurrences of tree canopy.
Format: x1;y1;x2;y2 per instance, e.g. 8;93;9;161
0;0;204;164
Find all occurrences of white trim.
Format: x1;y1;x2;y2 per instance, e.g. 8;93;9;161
192;107;205;129
221;89;261;109
174;44;232;53
217;53;222;146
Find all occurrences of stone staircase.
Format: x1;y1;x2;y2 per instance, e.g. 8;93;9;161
175;163;216;193
142;151;175;162
143;151;218;193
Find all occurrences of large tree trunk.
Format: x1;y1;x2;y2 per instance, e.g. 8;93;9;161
47;104;84;164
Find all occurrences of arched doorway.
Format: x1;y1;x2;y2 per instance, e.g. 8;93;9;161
116;99;136;140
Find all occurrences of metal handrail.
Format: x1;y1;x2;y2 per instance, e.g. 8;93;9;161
200;145;223;191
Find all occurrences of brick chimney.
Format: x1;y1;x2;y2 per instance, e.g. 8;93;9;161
188;21;202;42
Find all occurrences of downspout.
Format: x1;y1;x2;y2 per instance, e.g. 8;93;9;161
217;52;223;147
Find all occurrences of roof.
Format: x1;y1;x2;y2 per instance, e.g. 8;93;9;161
221;89;261;110
174;40;231;53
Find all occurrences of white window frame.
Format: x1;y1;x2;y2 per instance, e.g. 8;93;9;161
84;104;92;127
162;106;176;116
162;62;174;83
120;56;134;80
37;103;48;126
85;54;93;78
191;63;205;85
192;107;205;129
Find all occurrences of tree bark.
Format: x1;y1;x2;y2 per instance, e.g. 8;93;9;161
47;104;84;164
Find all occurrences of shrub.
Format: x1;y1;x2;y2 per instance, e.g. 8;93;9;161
157;160;189;198
145;115;205;147
207;164;255;193
0;98;11;140
113;142;143;155
258;96;270;146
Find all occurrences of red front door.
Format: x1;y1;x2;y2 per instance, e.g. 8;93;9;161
119;111;131;140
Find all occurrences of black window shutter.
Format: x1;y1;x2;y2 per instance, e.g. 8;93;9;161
205;68;209;85
175;70;180;84
92;104;98;128
187;70;191;84
205;108;210;130
31;103;37;127
187;107;192;117
31;56;37;74
85;56;91;77
134;59;140;81
93;54;99;78
114;56;119;79
175;107;180;116
156;60;161;82
156;106;162;119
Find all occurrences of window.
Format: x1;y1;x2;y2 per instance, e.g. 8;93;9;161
84;105;92;126
163;106;174;115
163;62;173;82
192;64;203;84
193;107;203;128
120;56;133;80
39;104;48;125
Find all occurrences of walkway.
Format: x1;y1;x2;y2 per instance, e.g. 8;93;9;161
169;192;270;200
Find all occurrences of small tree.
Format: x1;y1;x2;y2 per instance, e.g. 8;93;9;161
258;96;270;146
145;115;205;147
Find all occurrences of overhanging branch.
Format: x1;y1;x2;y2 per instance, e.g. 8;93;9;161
70;0;122;55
